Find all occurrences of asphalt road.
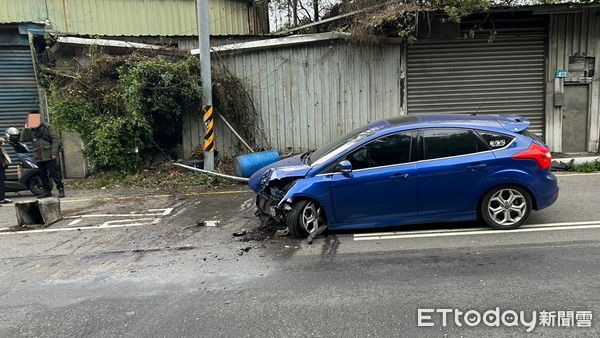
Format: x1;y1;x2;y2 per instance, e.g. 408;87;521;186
1;173;600;337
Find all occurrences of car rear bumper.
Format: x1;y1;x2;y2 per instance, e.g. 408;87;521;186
534;172;559;210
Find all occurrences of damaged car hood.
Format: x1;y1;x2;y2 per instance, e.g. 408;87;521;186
248;155;311;192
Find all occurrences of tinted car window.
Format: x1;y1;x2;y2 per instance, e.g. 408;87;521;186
520;130;543;143
478;131;514;149
422;129;488;160
346;132;413;170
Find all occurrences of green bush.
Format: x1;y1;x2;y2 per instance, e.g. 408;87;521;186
574;159;600;173
46;55;202;172
120;57;202;151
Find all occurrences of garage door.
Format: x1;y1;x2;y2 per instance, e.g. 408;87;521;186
407;30;546;137
0;47;40;178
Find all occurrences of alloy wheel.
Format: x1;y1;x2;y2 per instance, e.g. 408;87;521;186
487;188;527;226
301;201;323;234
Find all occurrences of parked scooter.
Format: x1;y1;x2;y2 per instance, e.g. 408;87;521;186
3;127;45;195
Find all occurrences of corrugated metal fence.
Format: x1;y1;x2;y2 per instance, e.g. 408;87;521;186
213;39;405;157
0;0;263;36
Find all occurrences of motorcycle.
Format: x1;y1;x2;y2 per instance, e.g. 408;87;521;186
3;128;45;196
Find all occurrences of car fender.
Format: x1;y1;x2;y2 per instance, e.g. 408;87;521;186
277;176;334;221
478;168;538;201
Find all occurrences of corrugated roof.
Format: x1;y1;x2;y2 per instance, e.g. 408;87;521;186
0;0;257;36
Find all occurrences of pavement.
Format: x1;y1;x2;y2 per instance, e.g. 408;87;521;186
1;173;600;337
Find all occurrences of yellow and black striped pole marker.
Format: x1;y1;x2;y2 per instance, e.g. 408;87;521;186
202;104;215;170
203;105;215;153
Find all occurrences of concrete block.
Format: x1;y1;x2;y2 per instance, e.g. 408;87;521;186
61;131;88;178
15;198;62;228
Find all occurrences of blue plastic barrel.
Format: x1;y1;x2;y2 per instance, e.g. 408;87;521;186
235;151;280;178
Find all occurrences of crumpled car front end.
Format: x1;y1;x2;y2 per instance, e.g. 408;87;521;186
248;155;311;221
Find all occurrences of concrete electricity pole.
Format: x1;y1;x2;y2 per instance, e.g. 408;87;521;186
197;0;214;171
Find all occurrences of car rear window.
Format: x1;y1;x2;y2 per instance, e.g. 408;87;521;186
422;129;489;160
520;130;543;143
477;131;515;150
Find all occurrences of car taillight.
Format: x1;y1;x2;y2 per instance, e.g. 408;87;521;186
513;143;552;170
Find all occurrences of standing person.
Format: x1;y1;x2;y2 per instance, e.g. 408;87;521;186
0;135;13;205
21;112;65;198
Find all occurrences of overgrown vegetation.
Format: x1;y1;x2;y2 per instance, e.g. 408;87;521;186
336;0;490;42
67;163;229;191
44;54;201;172
273;0;492;40
42;50;263;173
574;159;600;173
272;1;591;42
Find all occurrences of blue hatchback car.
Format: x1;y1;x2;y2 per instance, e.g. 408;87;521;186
249;114;559;238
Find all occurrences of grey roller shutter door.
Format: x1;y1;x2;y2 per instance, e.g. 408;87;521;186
0;47;39;179
407;32;546;136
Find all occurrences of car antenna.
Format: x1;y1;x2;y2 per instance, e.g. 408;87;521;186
472;96;488;116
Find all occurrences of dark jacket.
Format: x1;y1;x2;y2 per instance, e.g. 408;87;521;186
1;137;10;168
21;122;60;162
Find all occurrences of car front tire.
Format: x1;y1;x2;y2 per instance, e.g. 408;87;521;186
286;199;326;239
481;185;532;230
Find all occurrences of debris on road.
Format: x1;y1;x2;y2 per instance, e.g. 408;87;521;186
197;220;220;227
237;246;252;256
232;230;247;237
551;159;575;171
275;228;289;236
306;224;328;245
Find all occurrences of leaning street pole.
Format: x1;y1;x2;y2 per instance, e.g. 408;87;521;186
197;0;214;171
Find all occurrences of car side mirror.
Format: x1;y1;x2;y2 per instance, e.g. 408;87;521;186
339;160;352;174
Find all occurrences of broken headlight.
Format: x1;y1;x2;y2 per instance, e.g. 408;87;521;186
259;169;273;190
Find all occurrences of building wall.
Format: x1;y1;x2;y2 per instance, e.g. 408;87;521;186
213;39;406;157
546;8;600;152
0;0;267;36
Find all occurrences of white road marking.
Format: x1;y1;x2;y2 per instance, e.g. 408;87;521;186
68;219;82;226
99;218;161;227
57;190;250;204
0;190;250;206
65;208;174;219
353;220;600;241
0;218;161;236
353;220;600;239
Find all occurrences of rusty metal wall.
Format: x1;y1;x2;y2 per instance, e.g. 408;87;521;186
212;39;405;157
0;0;263;36
546;8;600;152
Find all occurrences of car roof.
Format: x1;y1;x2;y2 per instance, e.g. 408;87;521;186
381;114;529;133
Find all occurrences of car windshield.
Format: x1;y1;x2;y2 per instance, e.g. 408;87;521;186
307;124;380;165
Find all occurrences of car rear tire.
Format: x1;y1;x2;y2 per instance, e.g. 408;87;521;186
481;185;532;230
286;199;326;239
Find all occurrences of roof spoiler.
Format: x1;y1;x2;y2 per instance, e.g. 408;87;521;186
499;116;530;133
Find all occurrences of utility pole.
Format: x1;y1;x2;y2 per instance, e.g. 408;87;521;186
197;0;214;171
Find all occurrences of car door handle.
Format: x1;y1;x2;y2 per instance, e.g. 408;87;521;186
390;173;409;180
467;164;487;171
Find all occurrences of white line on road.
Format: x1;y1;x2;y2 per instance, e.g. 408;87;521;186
0;218;161;236
64;208;174;219
353;220;600;241
353;220;600;238
67;219;82;226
